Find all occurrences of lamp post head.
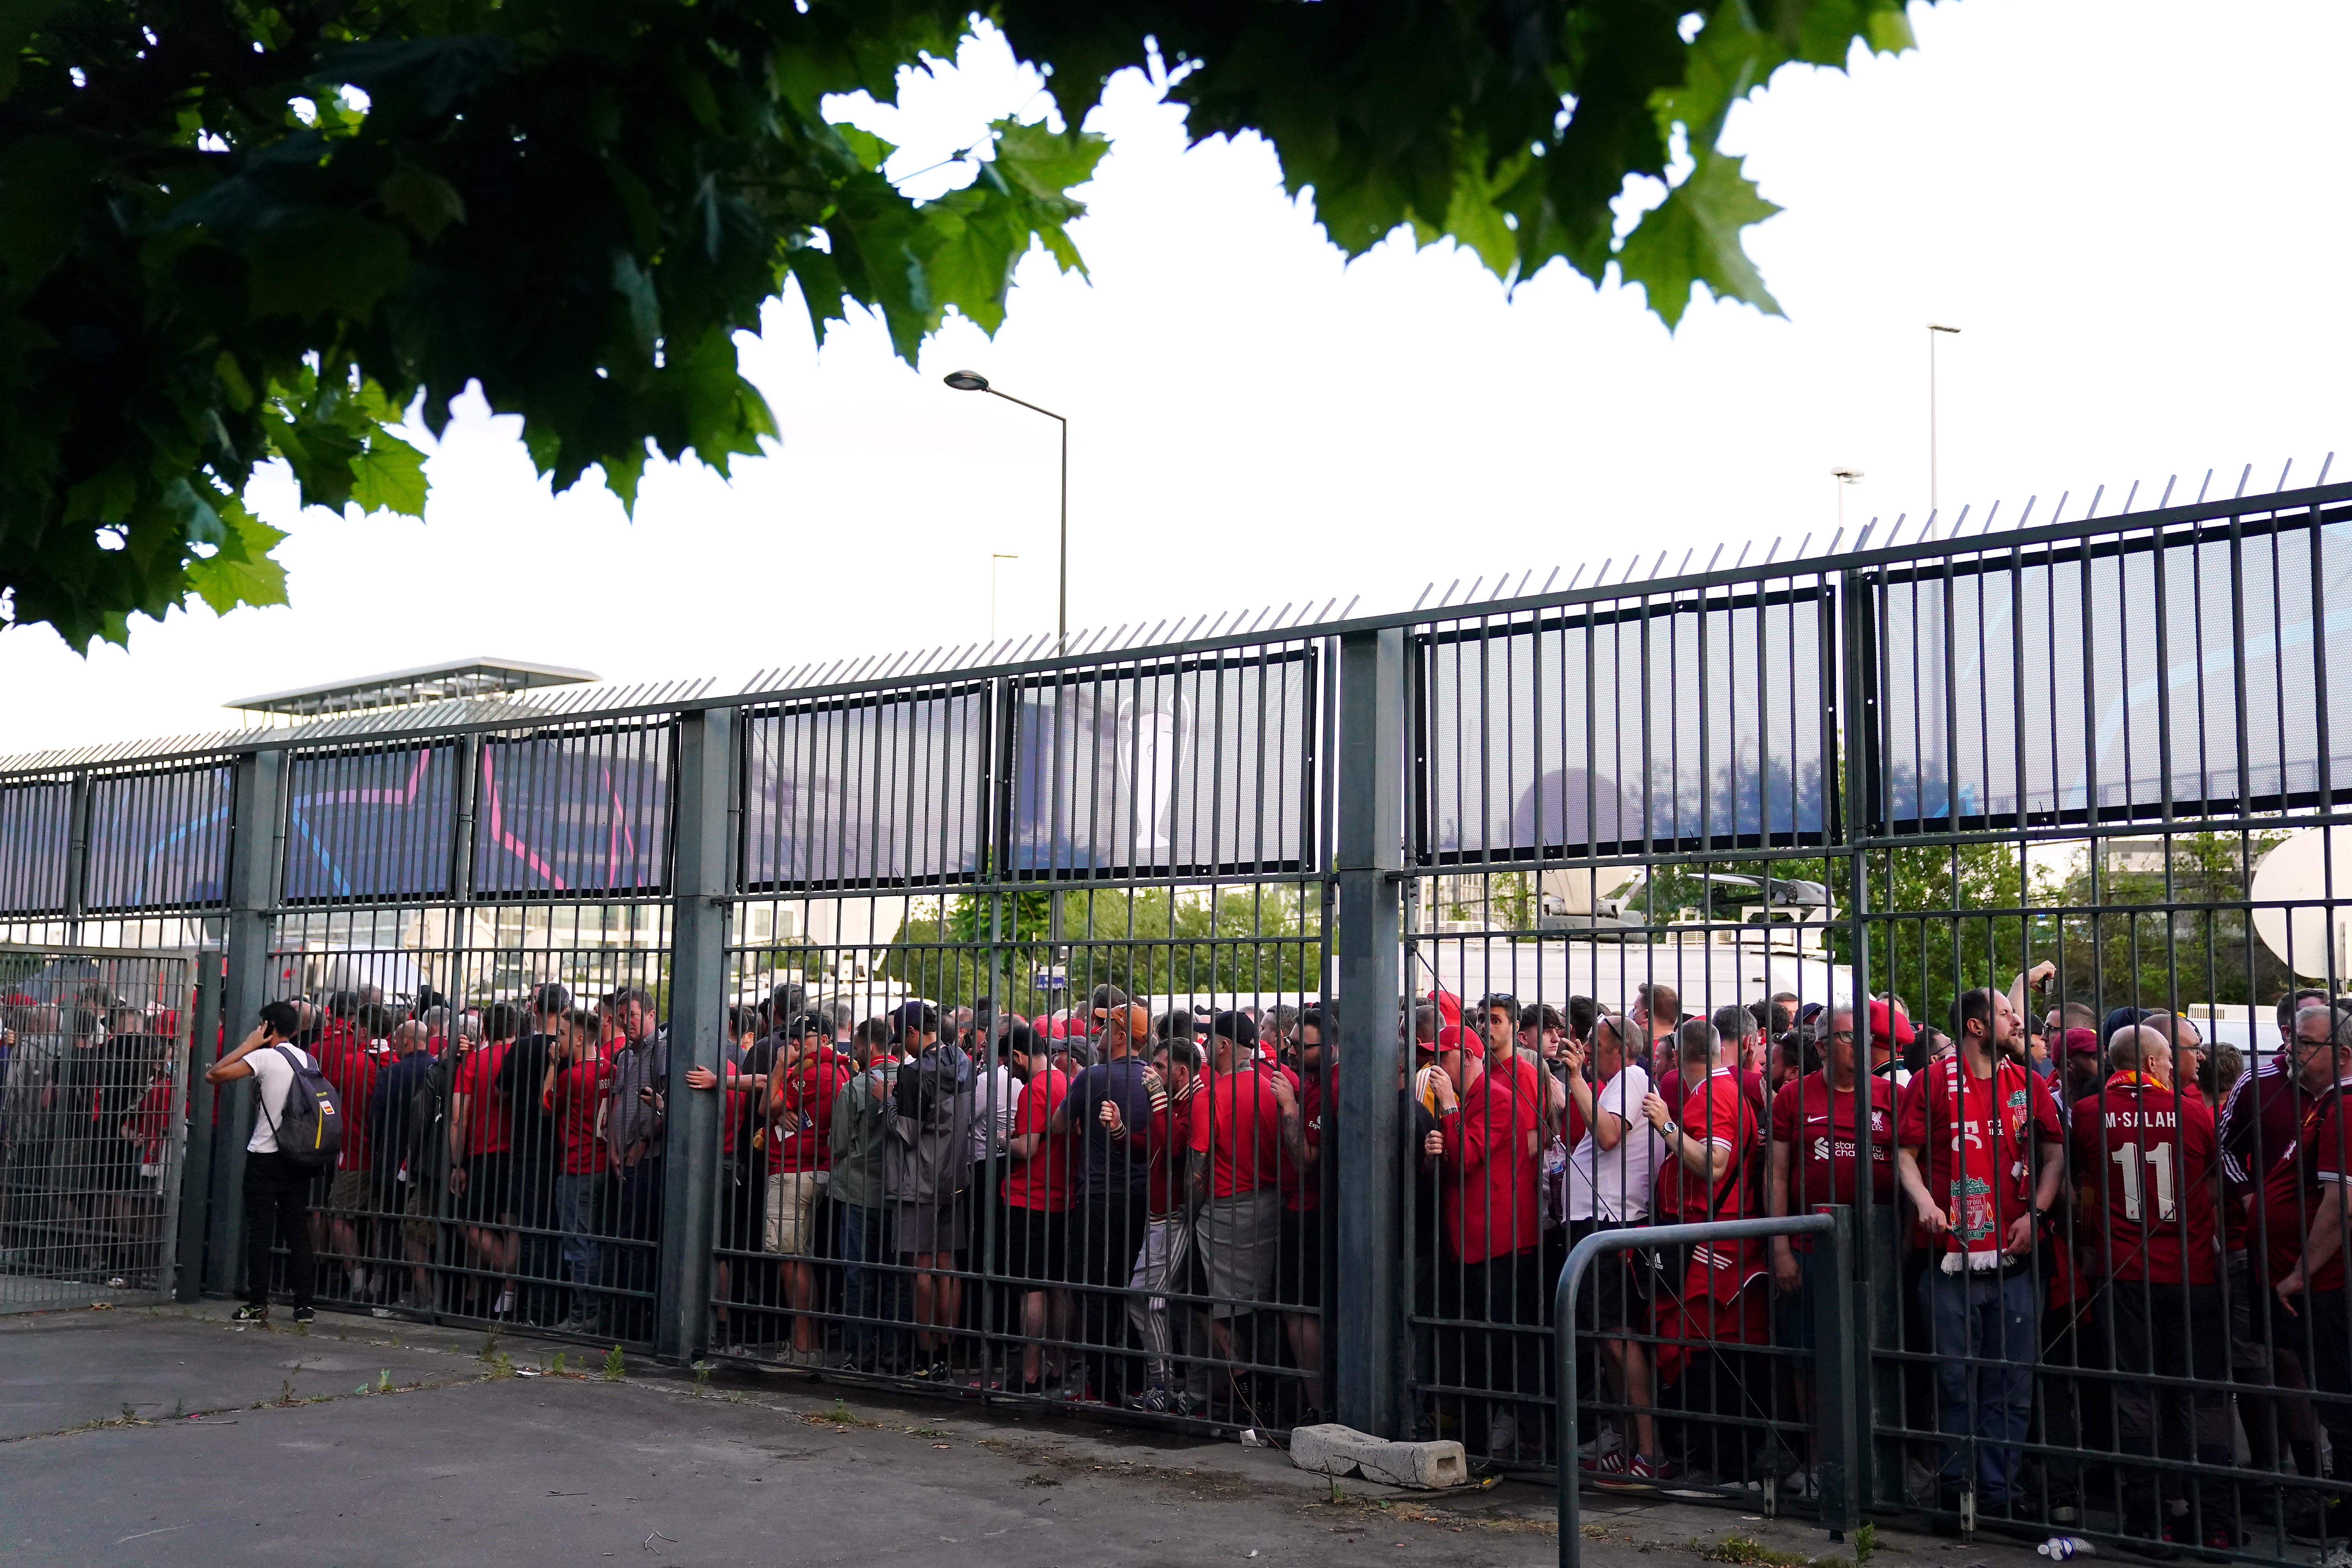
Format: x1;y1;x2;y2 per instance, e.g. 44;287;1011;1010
1927;324;1960;335
943;370;991;392
1832;468;1864;485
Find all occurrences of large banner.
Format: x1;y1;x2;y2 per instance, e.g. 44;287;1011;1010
1875;512;2352;825
740;689;986;890
1011;652;1314;878
1421;589;1833;860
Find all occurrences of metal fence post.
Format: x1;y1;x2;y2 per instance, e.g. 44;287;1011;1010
173;953;222;1301
1812;1205;1861;1539
657;707;731;1363
1334;626;1405;1437
63;770;90;944
1836;565;1887;1510
208;747;283;1296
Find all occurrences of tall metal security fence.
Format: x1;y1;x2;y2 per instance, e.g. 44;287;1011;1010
0;946;196;1312
3;475;2350;1563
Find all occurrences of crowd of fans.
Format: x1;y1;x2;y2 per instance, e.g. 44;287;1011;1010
34;957;2352;1552
0;988;181;1287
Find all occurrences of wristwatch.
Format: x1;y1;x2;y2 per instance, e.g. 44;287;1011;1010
1661;1120;1680;1139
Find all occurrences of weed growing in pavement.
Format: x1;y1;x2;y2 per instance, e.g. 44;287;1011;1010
547;1351;568;1376
1700;1537;1819;1567
693;1361;712;1394
602;1345;626;1381
1854;1524;1877;1563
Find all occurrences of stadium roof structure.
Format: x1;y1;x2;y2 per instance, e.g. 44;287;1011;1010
225;657;599;719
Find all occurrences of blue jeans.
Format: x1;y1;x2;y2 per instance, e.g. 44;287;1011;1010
1918;1264;2038;1503
838;1205;905;1367
553;1172;608;1314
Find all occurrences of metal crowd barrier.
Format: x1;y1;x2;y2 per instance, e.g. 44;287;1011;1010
1556;1209;1857;1568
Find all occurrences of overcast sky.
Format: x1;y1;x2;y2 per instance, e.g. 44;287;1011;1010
8;0;2348;756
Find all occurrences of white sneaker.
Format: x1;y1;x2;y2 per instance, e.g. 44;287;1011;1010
493;1288;514;1317
1785;1465;1820;1501
1579;1428;1625;1462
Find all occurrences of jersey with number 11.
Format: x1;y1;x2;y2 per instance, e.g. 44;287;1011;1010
2070;1075;2218;1285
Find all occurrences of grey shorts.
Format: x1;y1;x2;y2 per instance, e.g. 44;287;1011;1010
1195;1188;1280;1319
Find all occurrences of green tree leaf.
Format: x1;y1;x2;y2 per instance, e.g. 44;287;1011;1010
185;502;291;617
378;163;467;241
349;429;428;517
1616;151;1785;330
246;216;412;322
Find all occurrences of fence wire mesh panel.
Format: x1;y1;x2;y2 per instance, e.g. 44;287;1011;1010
1851;494;2352;1563
711;644;1335;1437
238;719;678;1348
0;479;2345;1558
1404;570;1846;1497
0;946;195;1311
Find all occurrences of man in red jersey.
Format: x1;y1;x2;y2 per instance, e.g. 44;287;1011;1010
765;1011;846;1365
1630;982;1681;1078
2221;989;2334;1506
1003;1022;1074;1393
1120;1029;1210;1415
1896;985;2065;1522
1767;1004;1896;1482
542;1006;613;1333
1267;1005;1336;1422
310;991;380;1301
2073;1024;2230;1552
1477;991;1566;1139
2268;1002;2352;1541
449;1002;521;1317
1435;1009;1541;1459
1189;1011;1283;1400
1644;1014;1767;1484
1658;1004;1769;1124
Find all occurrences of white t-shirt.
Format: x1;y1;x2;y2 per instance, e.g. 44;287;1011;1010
1566;1061;1664;1222
967;1063;1019;1162
246;1044;318;1155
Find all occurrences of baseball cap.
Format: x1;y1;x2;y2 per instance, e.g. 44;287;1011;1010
1434;1022;1483;1056
2063;1026;2102;1060
1867;998;1916;1046
1088;984;1131;1014
1209;1010;1259;1051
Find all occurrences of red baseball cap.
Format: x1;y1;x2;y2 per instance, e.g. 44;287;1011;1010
1868;997;1916;1046
1435;1023;1481;1056
2063;1026;2102;1059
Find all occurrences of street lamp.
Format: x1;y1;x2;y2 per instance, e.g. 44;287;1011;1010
1831;467;1863;532
944;370;1069;656
1927;324;1960;512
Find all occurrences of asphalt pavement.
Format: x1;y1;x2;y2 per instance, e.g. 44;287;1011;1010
0;1301;2018;1568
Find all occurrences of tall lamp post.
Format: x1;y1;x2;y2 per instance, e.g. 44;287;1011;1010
944;370;1068;656
1832;467;1863;532
1927;323;1960;512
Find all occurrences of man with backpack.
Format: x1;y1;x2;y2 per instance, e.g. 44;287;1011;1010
205;1000;334;1326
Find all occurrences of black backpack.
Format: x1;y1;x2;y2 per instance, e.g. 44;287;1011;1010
263;1045;345;1170
407;1052;456;1191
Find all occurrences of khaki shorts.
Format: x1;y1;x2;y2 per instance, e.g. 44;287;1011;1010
765;1171;826;1255
328;1168;374;1213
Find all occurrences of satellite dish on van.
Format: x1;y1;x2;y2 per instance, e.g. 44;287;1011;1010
2251;827;2352;980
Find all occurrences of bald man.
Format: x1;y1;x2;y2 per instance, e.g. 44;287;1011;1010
2070;1023;2227;1550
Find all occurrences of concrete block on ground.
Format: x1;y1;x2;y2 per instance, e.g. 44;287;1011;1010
1288;1423;1468;1489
